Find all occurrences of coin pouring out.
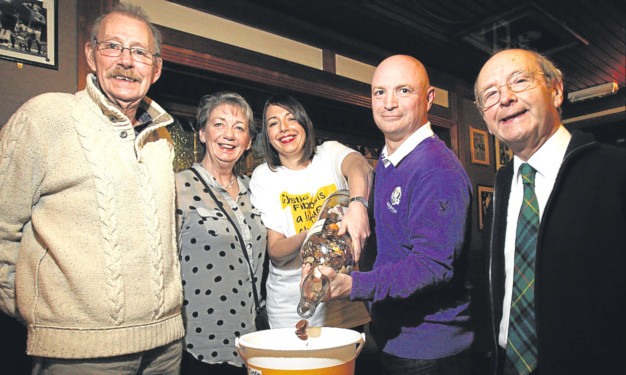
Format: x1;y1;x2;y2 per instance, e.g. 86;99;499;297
295;319;308;340
295;319;323;342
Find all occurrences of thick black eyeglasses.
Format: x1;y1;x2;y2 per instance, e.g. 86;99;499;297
476;70;546;110
94;40;158;65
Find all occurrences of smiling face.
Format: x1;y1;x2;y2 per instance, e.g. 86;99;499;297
199;104;252;167
475;49;563;161
85;12;162;118
265;104;307;166
371;55;435;152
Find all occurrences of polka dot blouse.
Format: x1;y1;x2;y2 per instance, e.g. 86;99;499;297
175;164;267;368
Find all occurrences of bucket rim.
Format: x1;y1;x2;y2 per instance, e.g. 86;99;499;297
237;327;363;351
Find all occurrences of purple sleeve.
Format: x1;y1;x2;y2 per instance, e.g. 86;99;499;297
351;169;471;302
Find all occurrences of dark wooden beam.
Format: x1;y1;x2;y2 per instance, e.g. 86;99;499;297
158;26;372;108
323;49;336;74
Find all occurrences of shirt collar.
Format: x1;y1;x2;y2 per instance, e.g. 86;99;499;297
381;122;434;167
513;125;571;182
133;107;154;135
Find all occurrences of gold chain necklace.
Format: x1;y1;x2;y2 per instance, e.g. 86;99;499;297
223;175;235;190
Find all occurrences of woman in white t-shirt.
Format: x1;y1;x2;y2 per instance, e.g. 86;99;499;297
250;95;373;329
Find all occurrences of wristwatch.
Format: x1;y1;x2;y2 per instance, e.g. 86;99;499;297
349;196;369;209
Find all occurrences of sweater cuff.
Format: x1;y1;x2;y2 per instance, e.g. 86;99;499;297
350;271;375;301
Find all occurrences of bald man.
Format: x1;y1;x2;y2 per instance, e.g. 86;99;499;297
319;55;474;374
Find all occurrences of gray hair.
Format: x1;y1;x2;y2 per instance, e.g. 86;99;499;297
89;3;162;56
534;51;564;90
196;91;256;140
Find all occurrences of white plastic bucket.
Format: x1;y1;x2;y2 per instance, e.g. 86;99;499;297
235;327;365;375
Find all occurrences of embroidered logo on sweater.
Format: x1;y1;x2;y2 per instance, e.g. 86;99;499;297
387;186;402;213
438;200;450;214
391;187;401;205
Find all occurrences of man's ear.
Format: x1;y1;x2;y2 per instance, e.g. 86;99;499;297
151;57;163;84
426;87;436;111
85;42;96;72
552;79;564;109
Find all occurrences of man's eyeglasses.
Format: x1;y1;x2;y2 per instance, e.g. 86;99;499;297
94;40;158;65
476;70;546;110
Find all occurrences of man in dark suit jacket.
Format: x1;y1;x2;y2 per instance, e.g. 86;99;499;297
473;49;626;374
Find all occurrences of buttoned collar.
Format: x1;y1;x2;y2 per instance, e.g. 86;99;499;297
380;122;434;168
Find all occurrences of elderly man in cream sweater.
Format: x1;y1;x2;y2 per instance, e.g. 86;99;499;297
0;4;184;374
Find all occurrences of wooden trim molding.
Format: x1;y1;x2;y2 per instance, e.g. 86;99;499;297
322;49;336;74
160;44;371;108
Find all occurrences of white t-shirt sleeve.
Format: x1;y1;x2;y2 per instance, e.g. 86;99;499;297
250;164;286;235
318;141;357;179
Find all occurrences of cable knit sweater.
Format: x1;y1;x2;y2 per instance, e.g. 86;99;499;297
0;74;184;358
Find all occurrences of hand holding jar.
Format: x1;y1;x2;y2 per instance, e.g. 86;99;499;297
297;190;355;318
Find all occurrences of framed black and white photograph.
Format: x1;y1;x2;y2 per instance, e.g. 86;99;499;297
494;137;514;170
470;126;490;165
0;0;57;69
477;184;494;230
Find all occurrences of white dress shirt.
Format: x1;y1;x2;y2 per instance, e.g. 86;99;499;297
499;125;572;348
380;122;434;168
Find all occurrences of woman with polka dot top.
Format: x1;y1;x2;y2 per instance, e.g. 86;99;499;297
176;92;267;375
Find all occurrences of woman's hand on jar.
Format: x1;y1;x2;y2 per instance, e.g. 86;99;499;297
339;201;370;263
339;152;373;263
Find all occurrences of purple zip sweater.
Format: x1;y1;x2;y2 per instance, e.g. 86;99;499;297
351;135;473;360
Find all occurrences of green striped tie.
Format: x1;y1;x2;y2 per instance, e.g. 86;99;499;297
506;163;539;374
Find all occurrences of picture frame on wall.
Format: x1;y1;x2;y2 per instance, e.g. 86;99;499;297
477;184;494;231
494;137;514;170
470;126;490;165
0;0;57;69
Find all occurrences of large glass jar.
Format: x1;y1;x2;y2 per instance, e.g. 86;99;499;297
297;189;355;319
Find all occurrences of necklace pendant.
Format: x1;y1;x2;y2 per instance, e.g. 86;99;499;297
224;175;235;190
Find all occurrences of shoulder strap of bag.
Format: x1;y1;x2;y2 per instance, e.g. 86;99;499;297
189;167;263;313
